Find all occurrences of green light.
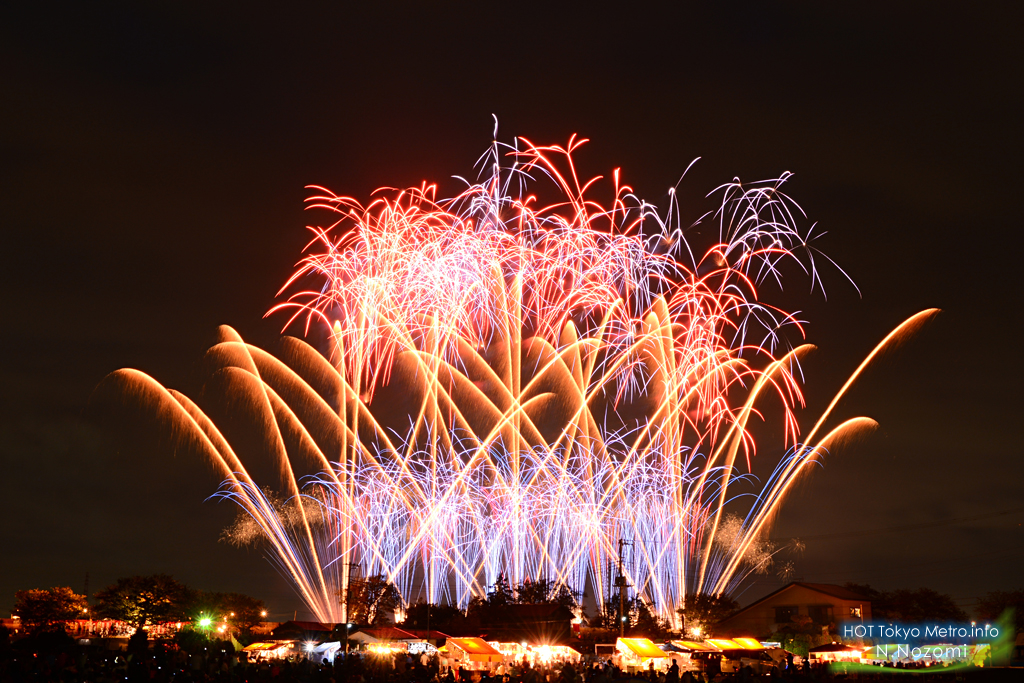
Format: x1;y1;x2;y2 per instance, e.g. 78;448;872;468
199;617;212;627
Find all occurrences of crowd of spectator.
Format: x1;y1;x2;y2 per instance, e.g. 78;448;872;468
0;625;1016;683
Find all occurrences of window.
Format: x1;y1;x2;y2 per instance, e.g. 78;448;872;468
774;605;798;624
807;604;834;624
849;606;862;618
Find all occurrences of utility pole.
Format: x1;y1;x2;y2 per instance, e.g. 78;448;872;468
342;561;361;624
606;560;612;622
83;572;91;636
616;538;631;638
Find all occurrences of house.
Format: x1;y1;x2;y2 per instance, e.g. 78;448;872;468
714;583;871;638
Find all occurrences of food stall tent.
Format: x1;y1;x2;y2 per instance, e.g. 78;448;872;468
444;637;505;670
616;637;668;672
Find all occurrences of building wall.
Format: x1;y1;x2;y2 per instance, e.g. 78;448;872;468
716;585;871;638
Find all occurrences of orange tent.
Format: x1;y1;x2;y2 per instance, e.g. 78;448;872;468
447;638;504;663
617;638;668;659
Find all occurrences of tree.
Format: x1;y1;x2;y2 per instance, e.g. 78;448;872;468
401;601;466;632
842;584;967;622
94;574;194;632
466;575;582;620
484;573;516;607
218;592;267;634
189;591;266;635
592;594;669;636
976;589;1024;633
12;587;88;632
515;578;581;611
342;574;401;625
632;599;671;638
467;573;516;619
677;593;740;637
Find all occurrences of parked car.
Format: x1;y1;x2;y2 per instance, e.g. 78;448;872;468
719;649;776;675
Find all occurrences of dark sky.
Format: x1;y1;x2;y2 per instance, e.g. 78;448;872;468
2;2;1021;621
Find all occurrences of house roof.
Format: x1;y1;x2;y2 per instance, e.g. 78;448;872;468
479;603;575;624
792;583;872;602
719;582;871;624
271;620;334;635
509;604;573;617
475;602;573;630
353;626;418;641
400;629;449;640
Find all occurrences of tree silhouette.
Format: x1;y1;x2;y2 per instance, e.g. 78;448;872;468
401;601;466;632
515;577;581;610
976;589;1024;633
12;587;88;633
94;574;194;632
467;573;516;619
341;574;401;625
843;583;967;622
676;593;739;637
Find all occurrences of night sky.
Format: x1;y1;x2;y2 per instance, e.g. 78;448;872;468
2;2;1021;621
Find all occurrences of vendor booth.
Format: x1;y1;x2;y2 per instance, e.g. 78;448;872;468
311;642;342;664
616;637;668;672
808;643;864;663
444;637;505;670
491;642;580;667
243;641;296;661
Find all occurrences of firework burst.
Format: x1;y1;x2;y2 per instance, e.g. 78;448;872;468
102;135;936;624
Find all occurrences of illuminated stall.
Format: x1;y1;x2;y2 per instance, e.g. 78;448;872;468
807;643;864;663
350;626;440;656
243;641;297;661
445;637;505;670
616;637;668;672
677;638;777;675
731;637;765;650
490;642;580;667
311;642;342;663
